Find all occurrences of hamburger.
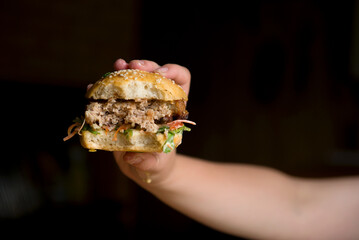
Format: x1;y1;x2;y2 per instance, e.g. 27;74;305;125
63;69;195;153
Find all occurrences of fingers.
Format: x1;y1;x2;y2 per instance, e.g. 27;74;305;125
128;59;161;72
155;64;191;94
114;58;129;70
115;59;160;71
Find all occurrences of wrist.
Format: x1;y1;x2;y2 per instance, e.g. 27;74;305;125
142;153;189;195
128;151;178;190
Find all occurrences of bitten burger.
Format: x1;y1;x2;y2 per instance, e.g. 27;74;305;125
64;69;195;153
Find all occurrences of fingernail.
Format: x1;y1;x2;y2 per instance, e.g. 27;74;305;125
137;60;145;66
86;84;93;91
119;58;127;65
126;156;143;165
155;67;168;74
157;67;168;72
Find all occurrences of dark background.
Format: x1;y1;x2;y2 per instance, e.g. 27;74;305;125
1;0;359;239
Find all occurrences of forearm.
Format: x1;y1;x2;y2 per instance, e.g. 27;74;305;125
145;154;300;239
143;154;359;240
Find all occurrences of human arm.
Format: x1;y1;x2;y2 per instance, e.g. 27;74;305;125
117;151;359;240
145;154;359;240
113;59;359;240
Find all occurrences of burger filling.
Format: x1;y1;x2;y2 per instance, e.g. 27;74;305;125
85;98;189;133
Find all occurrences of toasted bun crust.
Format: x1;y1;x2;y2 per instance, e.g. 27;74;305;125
86;69;188;101
80;129;183;152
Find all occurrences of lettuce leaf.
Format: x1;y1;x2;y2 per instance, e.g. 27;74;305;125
160;125;191;153
124;129;133;139
163;132;175;153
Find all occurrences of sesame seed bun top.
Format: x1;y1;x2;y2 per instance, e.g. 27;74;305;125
86;69;188;101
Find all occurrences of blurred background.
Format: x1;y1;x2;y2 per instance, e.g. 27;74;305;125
1;0;359;239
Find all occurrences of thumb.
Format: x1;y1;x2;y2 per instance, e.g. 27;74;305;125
113;151;176;185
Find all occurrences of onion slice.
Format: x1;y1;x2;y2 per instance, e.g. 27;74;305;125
168;119;196;125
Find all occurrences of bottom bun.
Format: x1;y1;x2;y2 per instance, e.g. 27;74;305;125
80;129;183;152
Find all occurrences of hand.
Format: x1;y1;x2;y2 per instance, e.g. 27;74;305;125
112;59;191;188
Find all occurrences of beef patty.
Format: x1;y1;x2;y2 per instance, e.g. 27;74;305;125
85;98;188;133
